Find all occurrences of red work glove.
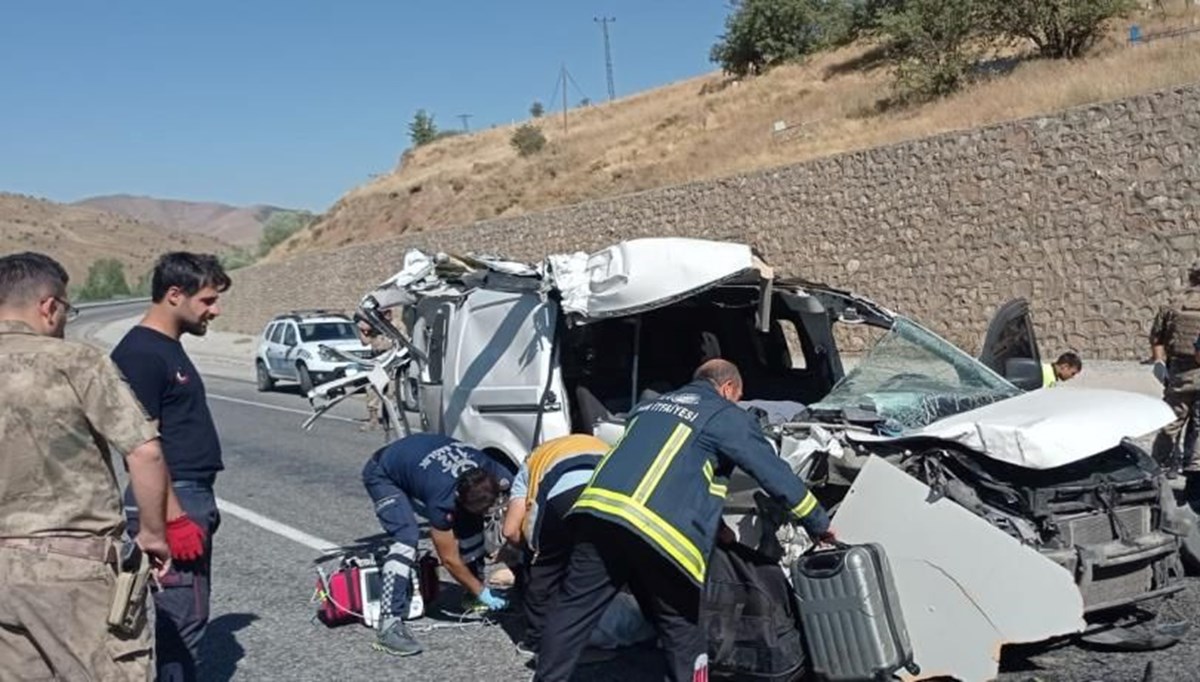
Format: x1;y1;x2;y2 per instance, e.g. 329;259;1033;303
165;515;207;561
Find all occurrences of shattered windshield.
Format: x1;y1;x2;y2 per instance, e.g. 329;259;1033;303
811;318;1020;429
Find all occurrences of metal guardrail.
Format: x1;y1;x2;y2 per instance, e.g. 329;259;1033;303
75;297;151;311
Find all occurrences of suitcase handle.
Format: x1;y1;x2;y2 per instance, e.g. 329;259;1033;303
798;551;846;578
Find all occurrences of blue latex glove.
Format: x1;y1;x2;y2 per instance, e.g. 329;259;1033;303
478;588;508;611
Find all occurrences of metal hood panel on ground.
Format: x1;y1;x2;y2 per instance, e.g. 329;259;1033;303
834;457;1086;682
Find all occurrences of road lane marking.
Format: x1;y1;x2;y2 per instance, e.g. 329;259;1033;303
216;498;341;553
208;393;358;424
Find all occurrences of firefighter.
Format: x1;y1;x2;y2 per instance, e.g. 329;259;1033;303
534;359;833;682
361;433;512;656
1150;261;1200;485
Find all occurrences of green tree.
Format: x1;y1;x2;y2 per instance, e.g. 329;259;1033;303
77;259;131;302
879;0;989;102
258;210;315;257
988;0;1135;59
408;109;439;147
710;0;858;76
530;100;545;118
219;247;258;271
510;124;547;157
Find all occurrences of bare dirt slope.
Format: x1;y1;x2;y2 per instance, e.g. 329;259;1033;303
75;194;287;246
1;193;227;285
271;10;1200;259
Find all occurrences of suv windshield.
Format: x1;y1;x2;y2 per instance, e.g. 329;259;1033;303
298;322;357;342
811;318;1019;429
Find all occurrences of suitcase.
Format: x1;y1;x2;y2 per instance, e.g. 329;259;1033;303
791;543;919;682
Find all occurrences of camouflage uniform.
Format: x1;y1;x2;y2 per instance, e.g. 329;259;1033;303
1150;286;1200;472
0;320;159;680
361;329;394;430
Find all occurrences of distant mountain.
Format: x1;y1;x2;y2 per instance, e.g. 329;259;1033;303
1;193;227;285
74;194;294;247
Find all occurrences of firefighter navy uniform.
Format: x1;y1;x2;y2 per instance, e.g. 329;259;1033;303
534;379;831;682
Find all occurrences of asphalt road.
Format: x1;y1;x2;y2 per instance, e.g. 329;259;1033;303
70;303;1200;682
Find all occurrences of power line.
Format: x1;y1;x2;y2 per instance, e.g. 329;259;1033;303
594;16;616;101
456;114;473;132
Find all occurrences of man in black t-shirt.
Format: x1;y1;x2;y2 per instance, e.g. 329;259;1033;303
112;252;230;682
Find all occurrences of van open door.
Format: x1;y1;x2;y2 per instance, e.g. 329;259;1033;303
978;298;1043;391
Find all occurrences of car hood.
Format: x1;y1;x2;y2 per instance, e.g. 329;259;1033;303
849;387;1174;469
304;339;369;352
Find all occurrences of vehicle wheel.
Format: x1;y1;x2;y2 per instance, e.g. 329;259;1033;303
298;364;314;396
255;361;274;392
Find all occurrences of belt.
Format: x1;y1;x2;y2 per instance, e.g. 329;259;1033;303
0;536;118;564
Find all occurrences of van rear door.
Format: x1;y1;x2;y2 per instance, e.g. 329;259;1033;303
442;289;570;467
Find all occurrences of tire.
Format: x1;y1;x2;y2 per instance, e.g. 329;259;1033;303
255;361;275;392
297;363;314;396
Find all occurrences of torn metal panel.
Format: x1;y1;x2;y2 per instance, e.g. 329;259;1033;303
833;456;1085;682
549;238;759;319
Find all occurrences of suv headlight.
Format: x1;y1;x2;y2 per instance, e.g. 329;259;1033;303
318;347;336;362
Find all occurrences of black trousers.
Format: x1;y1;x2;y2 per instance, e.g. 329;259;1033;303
534;516;707;682
124;479;220;682
522;486;584;648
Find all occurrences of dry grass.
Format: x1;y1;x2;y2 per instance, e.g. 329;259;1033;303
0;194;227;285
275;8;1200;258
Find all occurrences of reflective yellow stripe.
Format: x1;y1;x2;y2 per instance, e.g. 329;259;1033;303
574;487;706;583
791;491;818;518
589;416;637;483
632;423;691;503
702;460;726;498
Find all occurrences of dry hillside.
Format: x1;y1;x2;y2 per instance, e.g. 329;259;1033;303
274;9;1200;259
0;193;227;286
75;194;287;246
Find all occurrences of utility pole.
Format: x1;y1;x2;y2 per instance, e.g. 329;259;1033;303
457;114;473;132
561;65;569;134
594;16;616;101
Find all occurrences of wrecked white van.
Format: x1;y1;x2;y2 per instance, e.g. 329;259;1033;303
314;238;1185;678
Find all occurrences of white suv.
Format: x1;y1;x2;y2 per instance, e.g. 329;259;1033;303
255;310;372;394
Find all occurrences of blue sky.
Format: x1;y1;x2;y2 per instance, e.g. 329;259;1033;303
0;1;730;211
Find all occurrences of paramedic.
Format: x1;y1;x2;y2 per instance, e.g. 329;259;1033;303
112;251;230;682
1150;261;1200;482
1041;352;1082;388
534;359;833;682
0;252;171;680
501;434;609;655
362;433;513;656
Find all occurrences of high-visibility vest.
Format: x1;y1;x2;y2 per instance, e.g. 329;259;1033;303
1041;363;1057;388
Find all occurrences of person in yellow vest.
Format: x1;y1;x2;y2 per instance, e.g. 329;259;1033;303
1041;352;1082;388
502;434;609;657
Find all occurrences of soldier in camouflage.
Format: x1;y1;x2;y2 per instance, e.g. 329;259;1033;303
1150;261;1200;491
0;252;173;680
